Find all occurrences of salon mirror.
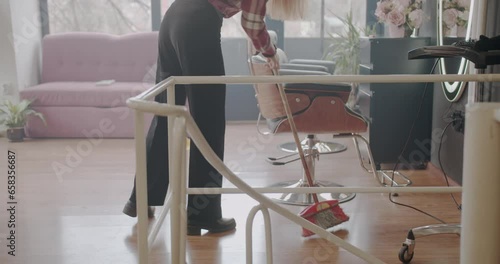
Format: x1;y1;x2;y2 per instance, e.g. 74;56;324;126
437;0;474;102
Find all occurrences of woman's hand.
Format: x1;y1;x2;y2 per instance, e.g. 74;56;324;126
265;53;280;70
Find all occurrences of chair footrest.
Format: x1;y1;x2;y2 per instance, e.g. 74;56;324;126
265;179;356;206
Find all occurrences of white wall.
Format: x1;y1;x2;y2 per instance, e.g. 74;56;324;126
0;0;43;133
9;0;42;91
0;0;19;103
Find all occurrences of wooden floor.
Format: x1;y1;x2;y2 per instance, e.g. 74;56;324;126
0;123;462;264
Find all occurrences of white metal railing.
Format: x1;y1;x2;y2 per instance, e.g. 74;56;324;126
246;205;273;264
460;102;500;263
127;73;500;264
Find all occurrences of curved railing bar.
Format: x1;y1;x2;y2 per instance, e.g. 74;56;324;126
175;116;189;263
136;77;176;101
183;187;462;194
132;109;149;264
170;74;500;85
148;184;172;247
246;205;273;264
133;74;500;103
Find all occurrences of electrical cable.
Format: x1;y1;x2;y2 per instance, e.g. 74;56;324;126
387;58;451;224
424;99;463;209
438;121;463;210
441;102;454;120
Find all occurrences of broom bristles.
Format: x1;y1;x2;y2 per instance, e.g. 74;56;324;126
314;209;348;229
299;200;349;237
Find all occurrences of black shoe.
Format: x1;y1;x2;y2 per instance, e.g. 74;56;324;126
122;200;155;218
187;217;236;236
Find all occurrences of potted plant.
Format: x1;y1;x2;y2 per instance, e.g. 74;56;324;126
0;99;46;142
323;11;364;75
323;11;370;108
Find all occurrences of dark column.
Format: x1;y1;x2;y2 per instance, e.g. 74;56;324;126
264;17;284;50
40;0;50;36
151;0;162;31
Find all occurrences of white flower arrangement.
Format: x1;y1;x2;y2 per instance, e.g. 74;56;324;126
375;0;425;36
442;0;470;30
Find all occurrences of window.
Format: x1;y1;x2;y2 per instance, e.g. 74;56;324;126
221;13;246;38
45;1;366;38
47;0;152;35
285;0;367;37
44;0;249;38
160;0;245;38
160;0;172;14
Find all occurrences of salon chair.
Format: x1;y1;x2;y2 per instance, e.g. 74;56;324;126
248;31;348;157
248;53;385;205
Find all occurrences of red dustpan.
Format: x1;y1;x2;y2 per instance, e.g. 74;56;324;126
299;199;350;237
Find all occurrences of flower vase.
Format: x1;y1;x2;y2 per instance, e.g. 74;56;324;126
457;26;467;37
442;26;451;37
405;26;415;37
388;24;413;38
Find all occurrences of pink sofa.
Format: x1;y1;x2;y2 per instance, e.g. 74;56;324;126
20;32;157;138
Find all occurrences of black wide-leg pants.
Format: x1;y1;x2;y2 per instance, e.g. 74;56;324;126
129;0;225;222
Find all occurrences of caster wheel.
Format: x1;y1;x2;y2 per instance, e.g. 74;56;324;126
398;244;414;263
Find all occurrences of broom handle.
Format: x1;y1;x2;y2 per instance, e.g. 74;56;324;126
273;69;319;204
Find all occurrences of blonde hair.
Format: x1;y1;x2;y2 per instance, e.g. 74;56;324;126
266;0;307;21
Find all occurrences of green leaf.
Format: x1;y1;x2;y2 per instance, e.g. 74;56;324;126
322;10;362;75
0;99;45;128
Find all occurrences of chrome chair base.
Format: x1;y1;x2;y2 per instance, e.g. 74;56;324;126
278;140;347;154
375;170;412;187
266;179;356;206
399;224;461;263
343;134;413;187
